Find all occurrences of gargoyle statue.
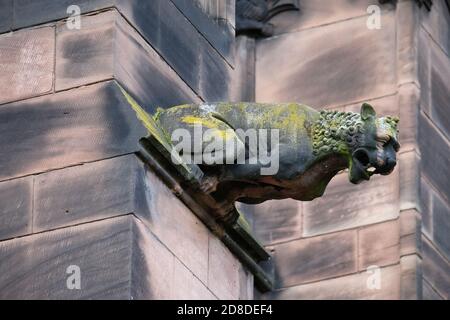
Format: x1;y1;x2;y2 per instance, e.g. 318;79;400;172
154;102;400;205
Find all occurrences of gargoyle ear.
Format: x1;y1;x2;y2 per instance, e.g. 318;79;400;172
360;103;376;120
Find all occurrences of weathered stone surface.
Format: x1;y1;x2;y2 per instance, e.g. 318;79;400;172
303;170;399;237
0;177;33;240
240;199;301;246
137;165;210;284
343;93;397;115
0;81;147;181
238;268;254;300
401;233;418;257
130;218;176;300
398;84;420;151
420;0;450;56
419;113;450;202
400;255;420;300
429;42;450;140
432;192;450;262
117;0;232;102
0;27;54;105
33;155;141;232
171;0;235;65
268;0;395;35
418;28;430;112
230;35;255;102
399;151;419;211
422;279;443;300
273;230;357;287
0;214;212;299
400;209;419;256
358;220;400;270
13;0;115;29
33;152;241;292
267;265;400;300
173;259;217;300
422;236;450;299
14;0;234;101
208;235;241;300
194;0;226;20
55;10;200;109
114;12;201;111
199;42;233;101
419;177;432;237
396;0;419;85
55;10;115;91
256;12;396;108
226;0;235;28
0;0;13;32
0;216;133;299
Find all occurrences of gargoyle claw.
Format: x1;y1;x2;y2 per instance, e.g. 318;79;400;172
199;176;219;194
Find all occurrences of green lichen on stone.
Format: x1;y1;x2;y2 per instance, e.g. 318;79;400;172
378;115;400;138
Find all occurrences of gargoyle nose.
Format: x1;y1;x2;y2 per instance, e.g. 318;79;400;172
379;158;396;175
386;158;396;169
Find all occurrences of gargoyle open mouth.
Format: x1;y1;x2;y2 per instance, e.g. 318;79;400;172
349;149;377;184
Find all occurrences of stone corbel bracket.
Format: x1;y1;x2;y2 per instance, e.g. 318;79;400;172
120;87;274;292
236;0;300;37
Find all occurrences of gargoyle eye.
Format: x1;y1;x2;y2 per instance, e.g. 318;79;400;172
376;133;390;145
392;139;400;151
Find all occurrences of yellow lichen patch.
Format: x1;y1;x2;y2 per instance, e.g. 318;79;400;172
247;103;308;136
118;85;162;140
181;115;219;129
181;115;237;142
215;102;241;111
165;104;193;113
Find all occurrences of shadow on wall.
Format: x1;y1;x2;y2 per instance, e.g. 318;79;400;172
0;82;147;181
123;0;231;102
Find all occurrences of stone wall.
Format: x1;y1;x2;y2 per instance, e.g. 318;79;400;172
417;0;450;299
0;0;253;299
241;0;449;299
1;0;448;300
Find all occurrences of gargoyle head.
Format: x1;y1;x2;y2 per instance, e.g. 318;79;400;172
347;103;400;183
313;103;400;184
